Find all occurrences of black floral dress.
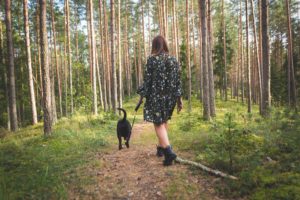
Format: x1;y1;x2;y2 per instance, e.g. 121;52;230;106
137;53;182;124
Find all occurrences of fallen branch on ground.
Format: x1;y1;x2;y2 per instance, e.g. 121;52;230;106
175;157;238;180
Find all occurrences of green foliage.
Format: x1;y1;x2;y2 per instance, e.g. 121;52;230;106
213;27;234;92
0;113;116;199
169;97;300;200
179;42;188;99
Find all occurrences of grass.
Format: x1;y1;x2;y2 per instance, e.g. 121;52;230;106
0;106;131;199
1;95;299;199
166;95;300;200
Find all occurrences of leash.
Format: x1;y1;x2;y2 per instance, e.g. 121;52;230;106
131;101;143;128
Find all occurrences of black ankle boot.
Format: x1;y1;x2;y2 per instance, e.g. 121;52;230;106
163;146;177;166
156;145;164;157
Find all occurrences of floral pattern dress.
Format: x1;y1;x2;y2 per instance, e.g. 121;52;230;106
137;53;182;124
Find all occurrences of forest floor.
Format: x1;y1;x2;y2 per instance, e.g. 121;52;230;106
1;97;299;200
67;122;225;200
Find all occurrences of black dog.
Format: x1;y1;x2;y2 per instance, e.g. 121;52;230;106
117;108;132;150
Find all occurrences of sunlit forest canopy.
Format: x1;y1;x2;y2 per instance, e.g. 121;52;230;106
0;0;300;199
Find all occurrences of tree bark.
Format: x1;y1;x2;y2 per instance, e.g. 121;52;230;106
175;157;238;180
125;0;132;96
261;0;271;116
65;0;73;114
49;18;57;124
117;0;123;110
199;0;210;120
186;0;191;112
23;0;38;125
99;0;108;111
171;0;178;60
39;0;52;135
50;0;63;117
197;3;203;101
250;0;262;114
88;0;98;115
96;50;104;109
111;0;117;113
221;0;227;101
5;0;18;131
0;20;11;130
245;0;252;113
285;0;297;108
207;0;216;117
103;0;112;110
141;0;146;60
240;0;244;103
64;1;68;116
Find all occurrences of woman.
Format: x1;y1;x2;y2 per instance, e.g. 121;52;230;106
137;35;183;166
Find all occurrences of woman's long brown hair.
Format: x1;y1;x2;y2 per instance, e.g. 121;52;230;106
151;35;169;55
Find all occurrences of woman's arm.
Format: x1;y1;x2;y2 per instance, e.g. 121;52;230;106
173;59;183;98
137;57;152;98
172;58;183;113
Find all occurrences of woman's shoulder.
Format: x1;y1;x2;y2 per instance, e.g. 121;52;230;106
147;53;178;64
165;54;179;66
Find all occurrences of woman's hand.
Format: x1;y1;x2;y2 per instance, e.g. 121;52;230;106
135;96;144;111
138;96;143;104
177;97;183;113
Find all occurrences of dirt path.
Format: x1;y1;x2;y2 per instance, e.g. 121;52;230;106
69;122;226;200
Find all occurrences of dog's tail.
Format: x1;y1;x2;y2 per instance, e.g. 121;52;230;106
117;108;127;121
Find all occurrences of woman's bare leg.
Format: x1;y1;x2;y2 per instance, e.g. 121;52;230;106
154;123;170;148
164;122;168;131
157;123;168;147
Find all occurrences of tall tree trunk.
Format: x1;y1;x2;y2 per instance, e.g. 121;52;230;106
258;0;263;93
0;20;11;130
64;1;68;116
237;5;241;102
191;0;197;73
65;0;73;114
285;0;297;108
111;0;117;113
245;0;252;113
39;0;52;135
261;0;270;116
134;40;138;90
250;0;262;114
221;0;227;101
171;0;178;60
164;0;168;41
23;0;38;125
199;0;210;120
96;50;104;109
141;0;146;60
49;33;57;124
36;3;43;108
148;1;151;54
157;0;163;36
207;0;216;116
89;0;98;115
87;0;93;85
103;0;112;110
186;0;191;112
5;0;18;131
99;0;108;111
240;0;244;103
197;4;203;101
117;0;122;110
125;0;131;96
50;0;62;117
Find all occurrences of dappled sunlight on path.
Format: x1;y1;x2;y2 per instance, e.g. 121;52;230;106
68;122;227;200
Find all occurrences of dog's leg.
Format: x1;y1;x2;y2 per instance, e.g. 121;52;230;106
125;134;130;148
118;135;122;150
